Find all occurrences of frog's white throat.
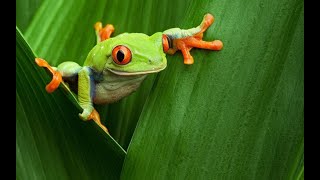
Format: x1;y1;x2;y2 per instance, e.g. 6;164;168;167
93;70;148;104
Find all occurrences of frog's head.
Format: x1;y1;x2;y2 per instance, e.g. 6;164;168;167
85;32;167;76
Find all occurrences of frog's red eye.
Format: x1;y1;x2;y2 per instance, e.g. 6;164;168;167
112;45;132;65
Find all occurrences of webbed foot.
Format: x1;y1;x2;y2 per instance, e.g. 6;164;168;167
88;109;109;134
163;13;223;64
94;22;115;43
35;58;62;93
80;108;109;134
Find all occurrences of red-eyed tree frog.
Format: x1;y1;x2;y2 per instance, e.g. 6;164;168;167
35;13;223;134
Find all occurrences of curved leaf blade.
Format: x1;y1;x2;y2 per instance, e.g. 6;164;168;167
16;27;125;179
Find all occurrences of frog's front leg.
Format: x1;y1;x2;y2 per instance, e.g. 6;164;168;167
78;67;109;133
162;13;223;64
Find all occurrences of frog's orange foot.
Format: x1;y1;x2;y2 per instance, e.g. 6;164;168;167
175;38;223;64
35;58;62;93
88;109;109;134
163;13;223;64
94;22;115;42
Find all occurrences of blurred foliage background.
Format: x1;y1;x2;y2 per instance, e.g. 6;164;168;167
16;0;304;179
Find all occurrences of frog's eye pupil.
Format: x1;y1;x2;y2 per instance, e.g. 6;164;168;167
112;45;132;65
117;50;124;62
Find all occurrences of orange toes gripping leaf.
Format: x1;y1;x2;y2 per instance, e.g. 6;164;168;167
35;58;62;93
162;13;223;65
88;109;109;134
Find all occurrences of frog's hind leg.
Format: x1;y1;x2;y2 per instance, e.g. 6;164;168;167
94;22;115;43
77;67;109;134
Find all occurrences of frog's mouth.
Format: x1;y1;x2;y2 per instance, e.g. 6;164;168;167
106;66;166;76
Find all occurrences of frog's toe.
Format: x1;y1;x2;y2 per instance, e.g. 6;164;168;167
200;13;214;32
211;40;223;50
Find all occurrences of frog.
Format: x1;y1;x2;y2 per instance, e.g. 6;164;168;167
35;13;223;134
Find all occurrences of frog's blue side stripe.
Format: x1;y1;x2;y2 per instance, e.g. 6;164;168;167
89;70;95;100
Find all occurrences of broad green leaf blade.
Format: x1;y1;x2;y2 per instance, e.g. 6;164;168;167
16;27;125;179
121;0;304;179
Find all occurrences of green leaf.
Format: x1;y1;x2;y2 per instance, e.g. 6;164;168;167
121;0;304;179
16;27;125;179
